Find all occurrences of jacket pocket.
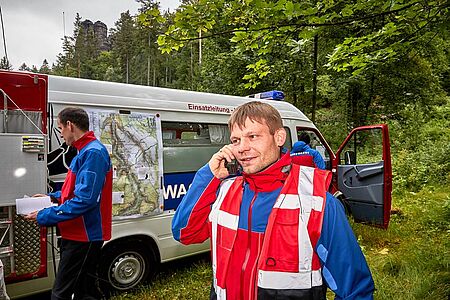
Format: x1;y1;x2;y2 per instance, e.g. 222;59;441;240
218;225;236;251
264;209;299;272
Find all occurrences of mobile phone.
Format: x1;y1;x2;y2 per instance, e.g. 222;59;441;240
225;159;240;176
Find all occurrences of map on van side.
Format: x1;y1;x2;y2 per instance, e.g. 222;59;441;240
89;111;164;219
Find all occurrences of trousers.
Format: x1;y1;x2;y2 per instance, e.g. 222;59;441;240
51;239;104;300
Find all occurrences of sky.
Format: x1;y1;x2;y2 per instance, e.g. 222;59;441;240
0;0;180;69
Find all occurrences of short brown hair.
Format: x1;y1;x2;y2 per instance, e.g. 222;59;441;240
228;101;283;134
58;107;90;132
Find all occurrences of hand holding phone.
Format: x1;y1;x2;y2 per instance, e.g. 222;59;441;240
209;145;235;179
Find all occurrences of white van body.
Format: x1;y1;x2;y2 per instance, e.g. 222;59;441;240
1;72;391;298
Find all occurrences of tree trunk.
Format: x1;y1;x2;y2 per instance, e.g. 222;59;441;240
347;81;363;129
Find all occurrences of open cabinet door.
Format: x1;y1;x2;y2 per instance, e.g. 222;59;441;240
334;125;392;228
0;71;49;283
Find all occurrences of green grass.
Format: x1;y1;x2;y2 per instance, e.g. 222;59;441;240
110;253;212;300
351;185;450;299
111;185;450;300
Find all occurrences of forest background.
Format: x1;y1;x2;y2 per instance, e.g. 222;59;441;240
2;0;448;299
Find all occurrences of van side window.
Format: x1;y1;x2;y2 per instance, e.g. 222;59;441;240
162;122;230;173
162;122;230;146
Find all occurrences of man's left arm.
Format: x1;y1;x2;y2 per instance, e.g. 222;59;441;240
312;151;326;170
37;149;110;226
316;193;374;300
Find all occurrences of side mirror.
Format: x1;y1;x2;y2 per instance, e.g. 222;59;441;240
344;150;356;165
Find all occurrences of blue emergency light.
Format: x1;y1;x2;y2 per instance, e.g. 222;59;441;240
247;90;285;100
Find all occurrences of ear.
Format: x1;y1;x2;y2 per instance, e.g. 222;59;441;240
66;121;74;132
274;128;287;147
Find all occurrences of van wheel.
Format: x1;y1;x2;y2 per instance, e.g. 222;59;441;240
100;242;157;293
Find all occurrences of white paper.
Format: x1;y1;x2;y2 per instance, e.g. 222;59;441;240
137;167;149;180
112;192;125;204
16;196;53;215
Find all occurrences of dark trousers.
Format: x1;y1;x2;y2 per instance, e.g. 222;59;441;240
51;239;104;300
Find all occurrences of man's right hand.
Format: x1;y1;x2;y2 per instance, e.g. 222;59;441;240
24;210;38;221
209;145;235;179
32;194;47;198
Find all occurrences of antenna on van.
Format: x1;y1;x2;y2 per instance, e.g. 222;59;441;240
0;4;9;63
63;11;66;37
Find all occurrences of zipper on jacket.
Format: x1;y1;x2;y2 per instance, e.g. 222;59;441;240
240;190;258;300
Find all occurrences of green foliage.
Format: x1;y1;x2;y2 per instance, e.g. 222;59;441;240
15;0;446;137
197;38;250;95
388;99;450;192
52;13;88;78
351;186;450;299
327;1;449;77
315;105;348;151
318;95;450;192
39;59;51;74
18;62;31;72
153;0;449;131
110;254;212;300
158;0;449;84
0;56;12;70
91;51;122;82
49;2;200;89
109;11;137;83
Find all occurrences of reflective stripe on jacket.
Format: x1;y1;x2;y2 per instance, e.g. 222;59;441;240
173;156;374;299
207;164;329;299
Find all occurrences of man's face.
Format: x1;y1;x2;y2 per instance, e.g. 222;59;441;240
57;118;75;146
230;118;286;174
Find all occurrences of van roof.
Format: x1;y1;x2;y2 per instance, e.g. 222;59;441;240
48;75;312;123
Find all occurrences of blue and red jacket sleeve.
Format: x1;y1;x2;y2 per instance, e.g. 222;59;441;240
48;190;61;201
316;193;375;299
37;149;110;226
172;164;221;245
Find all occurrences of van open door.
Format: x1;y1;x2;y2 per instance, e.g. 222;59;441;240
0;71;49;283
333;125;392;229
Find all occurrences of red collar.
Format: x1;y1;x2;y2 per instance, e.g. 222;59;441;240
72;131;97;151
242;152;291;192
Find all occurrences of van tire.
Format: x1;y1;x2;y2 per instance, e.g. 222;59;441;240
100;242;157;294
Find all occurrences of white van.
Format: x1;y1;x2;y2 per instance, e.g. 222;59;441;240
0;71;392;298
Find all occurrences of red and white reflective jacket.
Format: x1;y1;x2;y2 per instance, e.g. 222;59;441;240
172;153;374;300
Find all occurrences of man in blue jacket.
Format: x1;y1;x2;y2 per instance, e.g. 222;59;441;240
26;107;112;300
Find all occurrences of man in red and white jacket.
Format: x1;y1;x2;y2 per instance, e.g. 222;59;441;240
172;101;374;300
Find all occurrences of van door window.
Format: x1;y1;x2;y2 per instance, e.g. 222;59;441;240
339;130;383;165
283;126;292;150
295;129;331;169
162;122;230;173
